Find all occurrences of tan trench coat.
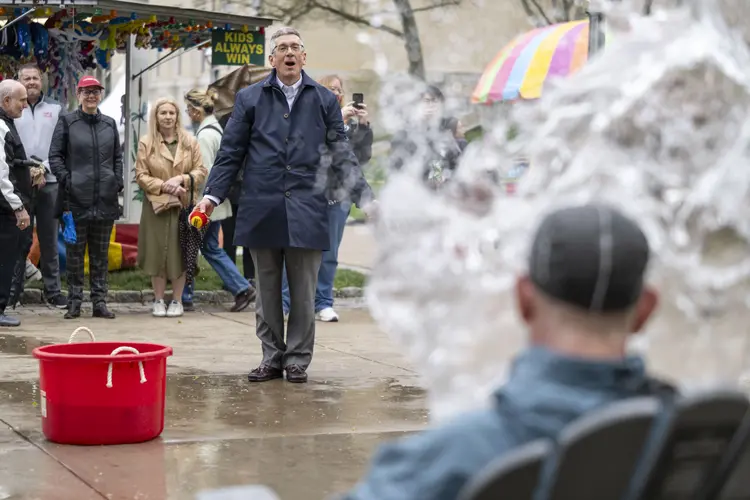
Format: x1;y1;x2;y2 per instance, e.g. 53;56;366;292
135;132;208;279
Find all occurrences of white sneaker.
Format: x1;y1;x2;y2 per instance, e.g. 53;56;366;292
316;307;339;322
166;300;184;318
152;299;167;318
24;261;42;283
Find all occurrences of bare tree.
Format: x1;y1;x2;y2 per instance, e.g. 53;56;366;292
519;0;583;26
519;0;656;26
255;0;463;79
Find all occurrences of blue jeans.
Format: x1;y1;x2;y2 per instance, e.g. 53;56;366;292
282;201;350;313
183;222;250;303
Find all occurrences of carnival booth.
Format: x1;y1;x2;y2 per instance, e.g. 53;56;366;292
0;0;273;272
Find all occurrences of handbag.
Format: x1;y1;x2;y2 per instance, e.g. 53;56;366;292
148;192;183;215
178;173;209;285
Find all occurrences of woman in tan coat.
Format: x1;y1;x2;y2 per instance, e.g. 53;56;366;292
135;98;207;318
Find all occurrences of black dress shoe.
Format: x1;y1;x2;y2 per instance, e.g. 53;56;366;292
247;365;283;382
230;288;255;313
92;304;115;319
0;314;20;327
182;301;195;312
64;303;81;319
285;365;308;383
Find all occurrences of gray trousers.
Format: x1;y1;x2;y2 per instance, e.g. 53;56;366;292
35;183;62;297
10;182;61;302
251;248;322;370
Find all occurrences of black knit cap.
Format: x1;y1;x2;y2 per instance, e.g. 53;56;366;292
528;204;650;312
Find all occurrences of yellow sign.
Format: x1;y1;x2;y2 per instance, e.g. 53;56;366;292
211;31;266;66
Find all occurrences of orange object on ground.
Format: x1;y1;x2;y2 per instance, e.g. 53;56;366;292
32;327;173;445
28;228;40;266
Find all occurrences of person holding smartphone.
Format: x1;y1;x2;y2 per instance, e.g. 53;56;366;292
390;85;465;189
280;74;373;323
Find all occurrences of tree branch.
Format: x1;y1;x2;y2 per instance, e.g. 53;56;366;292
562;0;573;21
519;0;537;20
528;0;553;25
312;1;404;37
411;0;461;14
256;0;460;79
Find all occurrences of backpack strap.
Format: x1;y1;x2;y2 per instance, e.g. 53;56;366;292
197;124;223;137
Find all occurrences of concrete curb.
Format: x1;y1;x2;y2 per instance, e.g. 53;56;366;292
21;287;365;305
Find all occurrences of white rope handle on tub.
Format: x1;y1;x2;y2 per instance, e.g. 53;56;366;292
68;327;96;343
106;346;147;389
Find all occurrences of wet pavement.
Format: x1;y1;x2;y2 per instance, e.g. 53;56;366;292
0;301;428;500
3;287;749;499
338;226;375;271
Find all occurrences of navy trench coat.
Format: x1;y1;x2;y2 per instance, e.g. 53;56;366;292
204;70;372;250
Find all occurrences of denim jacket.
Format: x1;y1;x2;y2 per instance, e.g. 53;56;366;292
343;346;672;500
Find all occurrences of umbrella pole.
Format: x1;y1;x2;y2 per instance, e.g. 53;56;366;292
587;10;605;57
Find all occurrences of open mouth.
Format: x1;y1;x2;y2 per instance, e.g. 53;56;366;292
284;60;296;68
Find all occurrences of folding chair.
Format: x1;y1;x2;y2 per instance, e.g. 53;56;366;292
195;485;281;500
699;410;750;500
458;439;552;500
544;397;662;500
627;390;750;500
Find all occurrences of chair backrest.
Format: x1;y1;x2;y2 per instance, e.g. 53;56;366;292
459;390;750;500
545;397;661;500
458;439;552;500
195;485;281;500
699;410;750;500
627;390;750;500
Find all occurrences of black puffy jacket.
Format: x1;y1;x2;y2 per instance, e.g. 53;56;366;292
0;109;32;215
49;108;123;220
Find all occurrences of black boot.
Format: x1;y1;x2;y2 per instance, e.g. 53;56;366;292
64;301;81;319
92;303;115;319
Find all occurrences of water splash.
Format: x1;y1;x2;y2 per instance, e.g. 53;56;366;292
367;0;750;422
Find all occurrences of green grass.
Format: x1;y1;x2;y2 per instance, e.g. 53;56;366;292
29;256;367;291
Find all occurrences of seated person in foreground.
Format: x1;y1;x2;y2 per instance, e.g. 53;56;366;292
344;203;673;500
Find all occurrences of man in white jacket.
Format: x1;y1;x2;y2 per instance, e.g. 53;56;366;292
182;89;255;312
14;63;67;308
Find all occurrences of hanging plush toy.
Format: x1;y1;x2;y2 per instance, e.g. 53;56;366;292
95;48;110;69
134;28;152;49
29;22;49;60
16;23;31;58
0;25;20;59
115;29;130;50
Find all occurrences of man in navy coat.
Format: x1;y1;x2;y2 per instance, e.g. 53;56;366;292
197;27;374;383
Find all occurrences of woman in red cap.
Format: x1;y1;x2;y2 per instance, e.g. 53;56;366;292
49;76;123;320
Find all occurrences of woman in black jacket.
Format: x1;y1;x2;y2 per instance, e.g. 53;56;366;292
281;74;374;322
49;76;123;320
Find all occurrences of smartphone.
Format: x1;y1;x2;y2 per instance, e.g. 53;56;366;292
352;93;364;109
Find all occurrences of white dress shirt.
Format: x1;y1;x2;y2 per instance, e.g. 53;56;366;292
277;76;302;111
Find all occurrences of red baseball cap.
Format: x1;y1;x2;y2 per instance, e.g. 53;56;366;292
77;76;104;90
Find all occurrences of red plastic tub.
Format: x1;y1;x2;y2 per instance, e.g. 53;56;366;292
32;327;173;445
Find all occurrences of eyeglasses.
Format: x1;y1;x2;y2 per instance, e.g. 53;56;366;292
274;44;304;54
80;89;102;97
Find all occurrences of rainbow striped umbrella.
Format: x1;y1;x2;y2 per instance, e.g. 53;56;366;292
472;20;591;104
